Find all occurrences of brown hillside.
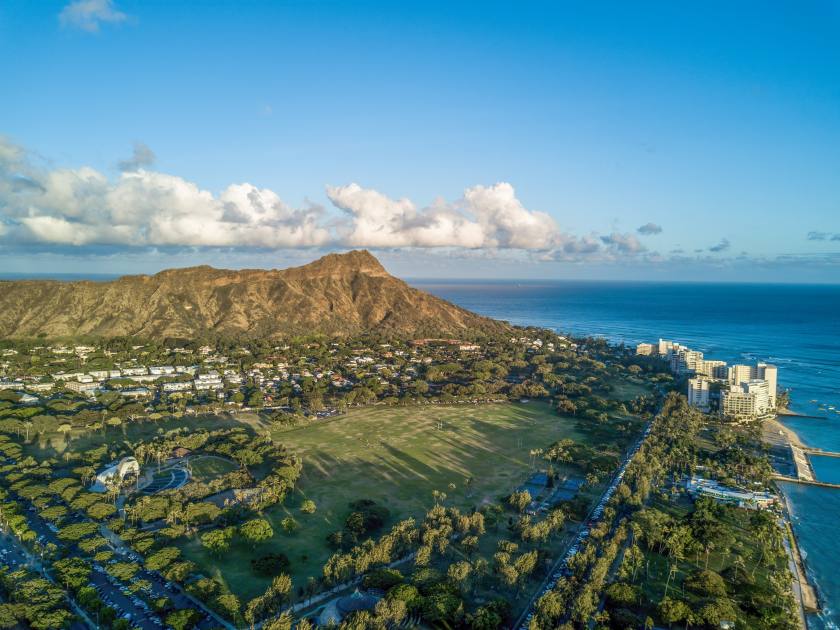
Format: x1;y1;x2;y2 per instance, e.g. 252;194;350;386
0;250;508;339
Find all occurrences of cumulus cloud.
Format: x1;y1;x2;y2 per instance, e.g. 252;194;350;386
600;232;646;254
327;182;565;250
0;137;665;263
637;222;662;235
0;138;329;249
117;142;156;172
463;183;562;249
708;238;731;253
59;0;128;32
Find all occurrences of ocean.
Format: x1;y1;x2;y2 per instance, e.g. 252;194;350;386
414;279;840;630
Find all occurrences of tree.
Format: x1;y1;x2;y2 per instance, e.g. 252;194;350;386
508;490;531;513
201;527;235;556
658;597;691;627
267;573;293;610
262;611;293;630
461;535;479;557
300;499;317;514
145;546;181;571
57;423;73;443
685;569;727;598
698;598;737;627
240;518;274;546
447;561;472;594
280;516;299;534
251;553;291;577
375;597;407;626
165;608;199;630
412;380;429;395
53;557;91;590
605;582;638;607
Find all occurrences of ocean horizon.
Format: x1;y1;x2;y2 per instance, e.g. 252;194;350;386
3;271;840;287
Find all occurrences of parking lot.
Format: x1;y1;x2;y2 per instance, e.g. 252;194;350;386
10;500;223;630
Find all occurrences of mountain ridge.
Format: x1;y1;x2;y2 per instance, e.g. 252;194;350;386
0;250;508;339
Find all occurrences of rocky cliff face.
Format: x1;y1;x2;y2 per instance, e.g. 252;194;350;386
0;250;507;338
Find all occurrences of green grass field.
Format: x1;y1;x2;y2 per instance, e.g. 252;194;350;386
24;414;242;459
604;377;652;401
180;401;587;600
188;455;238;482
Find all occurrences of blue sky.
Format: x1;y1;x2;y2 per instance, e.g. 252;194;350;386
1;0;839;281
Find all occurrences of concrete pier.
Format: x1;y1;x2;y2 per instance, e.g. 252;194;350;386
773;474;840;489
790;444;816;481
804;447;840;459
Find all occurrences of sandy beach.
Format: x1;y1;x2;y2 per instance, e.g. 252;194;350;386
764;414;807;449
762;414;822;621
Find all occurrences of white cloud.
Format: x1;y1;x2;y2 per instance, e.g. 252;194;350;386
59;0;128;32
600;232;646;254
0;137;663;263
0;138;330;249
463;183;561;249
327;183;487;248
327;181;565;250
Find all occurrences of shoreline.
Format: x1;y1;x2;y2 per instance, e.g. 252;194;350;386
766;415;807;449
763;415;822;623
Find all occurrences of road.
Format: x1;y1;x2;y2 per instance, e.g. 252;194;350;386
511;422;652;630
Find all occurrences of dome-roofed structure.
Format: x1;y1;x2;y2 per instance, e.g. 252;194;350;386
318;589;381;626
336;589;380;615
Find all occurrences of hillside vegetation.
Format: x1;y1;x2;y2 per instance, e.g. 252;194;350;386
0;250;507;339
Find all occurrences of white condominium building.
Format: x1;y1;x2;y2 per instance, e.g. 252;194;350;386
658;339;675;356
757;363;777;407
698;359;728;379
687;377;711;411
720;379;771;420
670;348;704;375
728;362;777;407
636;343;655;356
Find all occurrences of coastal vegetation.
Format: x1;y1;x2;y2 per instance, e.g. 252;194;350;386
525;394;797;630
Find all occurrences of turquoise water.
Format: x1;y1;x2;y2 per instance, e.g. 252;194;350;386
415;280;840;629
811;456;840;485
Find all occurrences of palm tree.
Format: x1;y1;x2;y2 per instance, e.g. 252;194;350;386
105;478;121;504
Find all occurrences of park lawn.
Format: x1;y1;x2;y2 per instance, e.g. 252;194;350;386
633;495;788;625
188;455;238;482
604;377;652;402
24;413;242;460
181;401;589;600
